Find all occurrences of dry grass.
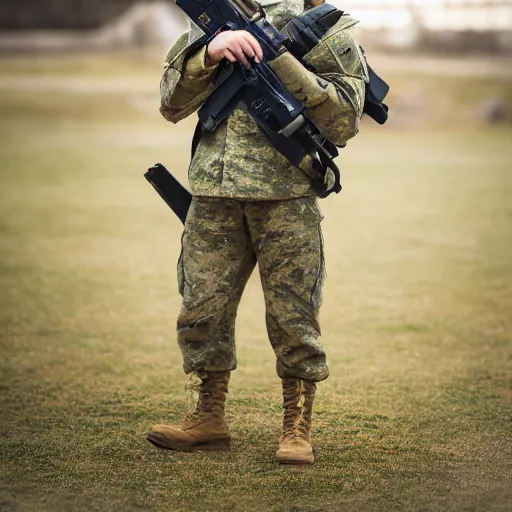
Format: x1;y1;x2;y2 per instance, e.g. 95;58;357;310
0;52;511;512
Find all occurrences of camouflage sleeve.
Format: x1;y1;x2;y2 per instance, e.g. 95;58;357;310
160;32;218;124
268;20;367;146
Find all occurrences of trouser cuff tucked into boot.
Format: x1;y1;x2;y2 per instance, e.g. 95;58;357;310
147;371;231;452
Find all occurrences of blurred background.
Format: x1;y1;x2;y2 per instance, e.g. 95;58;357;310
0;1;511;511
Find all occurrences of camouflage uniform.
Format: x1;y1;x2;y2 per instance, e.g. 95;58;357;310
160;0;367;382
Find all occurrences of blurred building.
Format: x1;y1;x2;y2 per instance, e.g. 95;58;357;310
0;0;155;30
332;0;512;52
0;1;188;52
1;0;511;53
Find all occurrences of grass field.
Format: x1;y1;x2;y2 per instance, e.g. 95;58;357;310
0;52;511;512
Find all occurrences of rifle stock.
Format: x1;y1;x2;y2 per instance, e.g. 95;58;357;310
145;164;192;225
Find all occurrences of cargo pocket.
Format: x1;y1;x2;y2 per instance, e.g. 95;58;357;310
311;226;325;310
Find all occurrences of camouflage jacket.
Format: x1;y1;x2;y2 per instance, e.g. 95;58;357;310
160;0;368;200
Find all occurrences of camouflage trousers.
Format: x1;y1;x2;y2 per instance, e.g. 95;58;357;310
177;196;329;382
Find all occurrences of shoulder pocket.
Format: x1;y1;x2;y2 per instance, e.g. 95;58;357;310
304;25;368;82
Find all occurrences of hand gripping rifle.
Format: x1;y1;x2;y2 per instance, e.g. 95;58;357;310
145;0;347;222
180;0;341;180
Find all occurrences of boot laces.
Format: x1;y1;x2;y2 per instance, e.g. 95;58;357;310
182;372;228;426
281;379;313;442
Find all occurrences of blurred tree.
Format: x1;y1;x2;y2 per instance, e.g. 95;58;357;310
0;0;158;30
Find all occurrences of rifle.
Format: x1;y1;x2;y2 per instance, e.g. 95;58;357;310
145;1;389;221
145;164;191;225
178;0;341;195
179;0;304;135
145;0;343;219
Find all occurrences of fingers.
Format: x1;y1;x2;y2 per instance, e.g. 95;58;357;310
238;37;255;61
240;32;264;63
232;42;252;69
222;48;237;64
226;31;264;68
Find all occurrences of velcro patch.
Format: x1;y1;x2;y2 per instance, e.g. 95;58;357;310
337;46;352;57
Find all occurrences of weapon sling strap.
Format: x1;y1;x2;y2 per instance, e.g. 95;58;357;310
195;5;346;133
192;96;342;197
363;62;389;125
191;6;347;195
243;96;342;197
188;5;389;193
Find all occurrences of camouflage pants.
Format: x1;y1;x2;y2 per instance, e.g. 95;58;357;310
177;196;329;382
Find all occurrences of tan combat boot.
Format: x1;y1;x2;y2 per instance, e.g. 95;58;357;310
147;371;231;452
275;378;317;465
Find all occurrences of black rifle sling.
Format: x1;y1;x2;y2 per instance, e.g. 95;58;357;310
197;6;343;132
285;8;390;125
197;61;248;132
363;63;389;125
194;6;345;195
196;68;342;196
248;105;342;197
260;124;341;197
283;4;344;60
189;6;388;194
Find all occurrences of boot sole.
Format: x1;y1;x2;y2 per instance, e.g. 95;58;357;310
277;458;314;465
276;456;314;465
276;450;315;465
146;432;231;452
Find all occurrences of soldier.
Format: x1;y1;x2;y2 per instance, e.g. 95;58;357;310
147;0;367;464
